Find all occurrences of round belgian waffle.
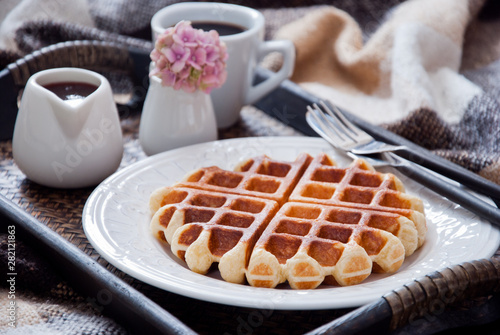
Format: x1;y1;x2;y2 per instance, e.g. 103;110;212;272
151;152;428;290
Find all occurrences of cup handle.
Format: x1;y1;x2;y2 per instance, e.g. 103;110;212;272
244;40;295;105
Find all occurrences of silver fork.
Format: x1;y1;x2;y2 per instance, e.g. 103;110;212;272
307;101;407;155
306;101;500;225
306;101;500;202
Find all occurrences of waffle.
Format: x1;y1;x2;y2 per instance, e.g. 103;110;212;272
246;202;409;289
149;152;427;289
289;153;427;246
175;153;313;206
150;186;278;284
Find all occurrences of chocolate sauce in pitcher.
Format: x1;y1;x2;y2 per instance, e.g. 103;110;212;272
44;82;98;102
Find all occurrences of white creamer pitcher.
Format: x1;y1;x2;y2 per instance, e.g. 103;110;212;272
12;67;123;188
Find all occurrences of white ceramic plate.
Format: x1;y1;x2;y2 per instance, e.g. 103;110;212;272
82;137;500;310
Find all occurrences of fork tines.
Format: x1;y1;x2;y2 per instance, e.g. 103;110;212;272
307;102;365;150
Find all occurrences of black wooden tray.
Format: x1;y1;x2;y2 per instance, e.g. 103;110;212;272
1;41;499;335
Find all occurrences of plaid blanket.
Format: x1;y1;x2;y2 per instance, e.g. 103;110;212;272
1;1;500;334
271;0;500;182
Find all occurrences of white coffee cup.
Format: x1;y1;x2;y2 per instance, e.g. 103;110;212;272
151;2;295;128
12;68;123;188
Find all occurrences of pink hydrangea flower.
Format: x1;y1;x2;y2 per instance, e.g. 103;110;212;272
172;21;198;47
150;20;228;94
188;47;207;70
164;43;190;73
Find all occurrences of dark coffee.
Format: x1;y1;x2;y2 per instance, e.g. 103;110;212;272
44;82;98;101
191;21;246;36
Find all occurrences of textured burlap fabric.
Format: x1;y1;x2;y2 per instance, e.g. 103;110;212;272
1;0;500;334
0;233;129;334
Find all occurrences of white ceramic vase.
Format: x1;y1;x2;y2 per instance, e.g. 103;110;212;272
139;75;218;156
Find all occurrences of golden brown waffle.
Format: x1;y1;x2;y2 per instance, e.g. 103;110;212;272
289;153;427;246
150;152;427;289
246;202;409;289
175;153;313;206
150;186;278;284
